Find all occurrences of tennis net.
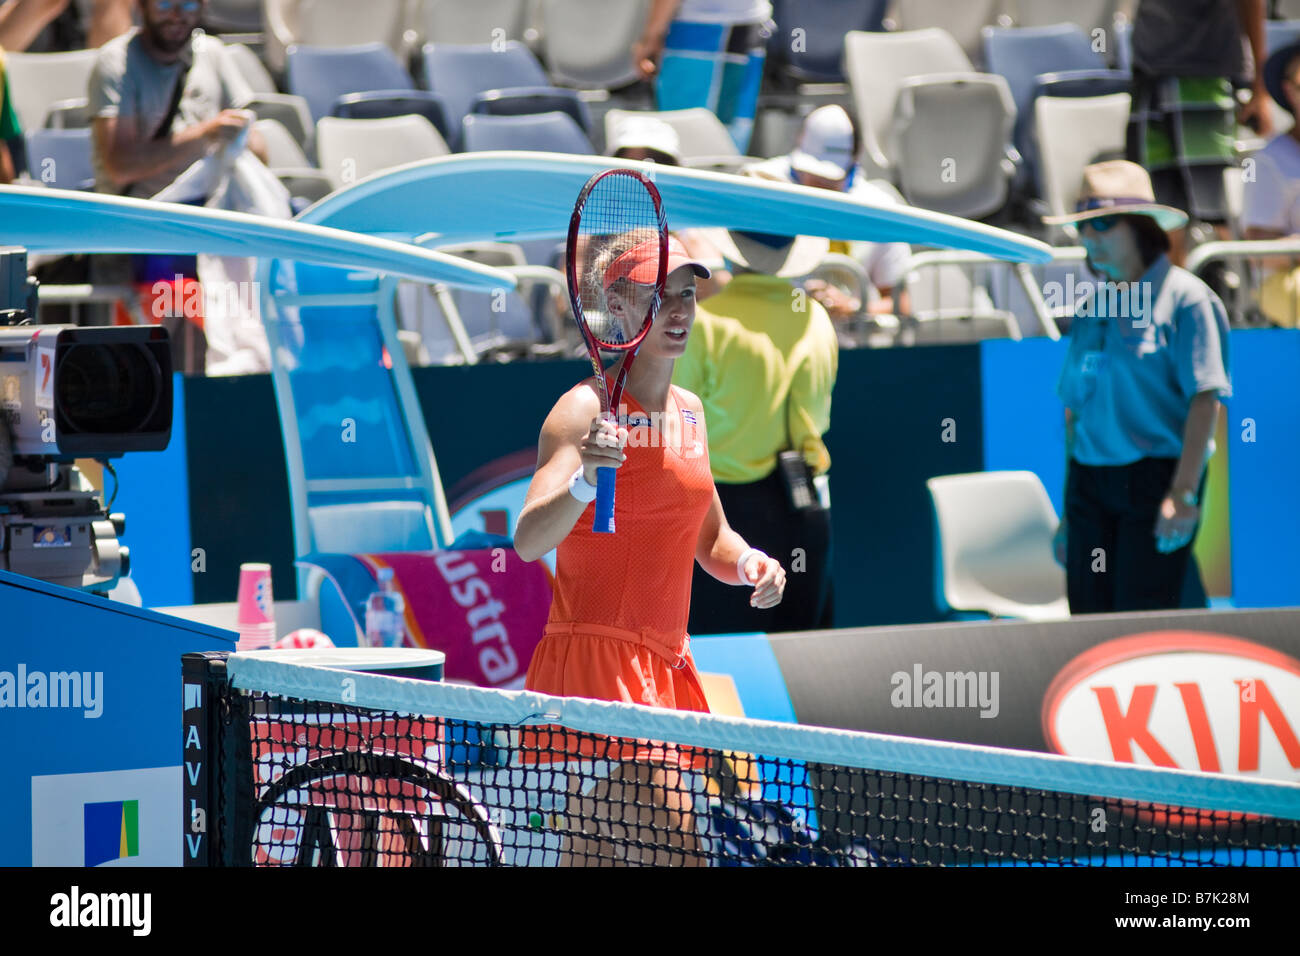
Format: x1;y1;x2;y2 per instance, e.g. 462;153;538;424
182;652;1300;867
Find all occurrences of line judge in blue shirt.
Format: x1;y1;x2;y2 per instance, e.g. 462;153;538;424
1045;160;1231;614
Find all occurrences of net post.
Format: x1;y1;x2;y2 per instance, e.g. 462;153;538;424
182;652;225;867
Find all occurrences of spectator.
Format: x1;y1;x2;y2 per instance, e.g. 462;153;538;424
1046;161;1231;614
89;0;261;198
1127;0;1271;259
633;0;771;152
672;222;837;634
0;44;19;182
607;113;681;167
0;0;133;52
89;0;266;373
1242;39;1300;326
747;104;911;334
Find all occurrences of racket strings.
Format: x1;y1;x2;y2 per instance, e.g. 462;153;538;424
575;173;666;348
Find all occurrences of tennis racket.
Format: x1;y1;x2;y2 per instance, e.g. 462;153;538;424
566;168;668;534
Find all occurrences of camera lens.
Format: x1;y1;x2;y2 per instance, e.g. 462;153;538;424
55;343;163;436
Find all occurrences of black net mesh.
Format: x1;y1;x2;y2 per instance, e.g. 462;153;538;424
205;688;1300;868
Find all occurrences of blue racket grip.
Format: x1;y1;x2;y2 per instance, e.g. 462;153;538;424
593;465;616;533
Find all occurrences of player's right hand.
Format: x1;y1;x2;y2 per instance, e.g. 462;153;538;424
579;416;628;485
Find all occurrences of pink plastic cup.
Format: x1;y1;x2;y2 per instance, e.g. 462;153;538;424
236;563;275;650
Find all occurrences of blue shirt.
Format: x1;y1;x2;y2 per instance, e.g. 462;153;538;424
1057;255;1231;466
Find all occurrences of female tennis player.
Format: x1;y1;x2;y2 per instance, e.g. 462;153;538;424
513;234;787;866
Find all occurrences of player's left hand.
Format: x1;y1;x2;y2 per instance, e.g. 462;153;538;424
743;554;786;609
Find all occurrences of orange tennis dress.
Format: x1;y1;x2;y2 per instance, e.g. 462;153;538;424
523;383;716;762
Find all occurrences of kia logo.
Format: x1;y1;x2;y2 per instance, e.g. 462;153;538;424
1043;632;1300;782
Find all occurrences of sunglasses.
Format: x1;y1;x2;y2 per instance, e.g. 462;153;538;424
152;0;202;12
1079;215;1120;234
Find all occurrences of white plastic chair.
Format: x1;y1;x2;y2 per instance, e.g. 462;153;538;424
888;0;1004;65
1035;92;1130;238
890;72;1017;219
412;0;532;45
843;28;973;178
315;115;451;191
539;0;651;89
3;49;100;131
926;471;1069;620
263;0;410;74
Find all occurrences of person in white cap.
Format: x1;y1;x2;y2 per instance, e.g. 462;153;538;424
748;105;911;327
607;114;682;167
1046;160;1231;615
672;219;838;635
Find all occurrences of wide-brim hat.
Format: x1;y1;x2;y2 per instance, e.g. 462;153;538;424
1265;40;1300;116
1042;159;1188;232
701;227;830;278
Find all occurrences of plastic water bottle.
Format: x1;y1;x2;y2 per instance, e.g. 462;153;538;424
364;568;406;648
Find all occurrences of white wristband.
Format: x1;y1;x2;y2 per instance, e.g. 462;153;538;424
735;547;766;585
568;466;598;503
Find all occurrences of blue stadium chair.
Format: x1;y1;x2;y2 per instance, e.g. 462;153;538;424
286;42;415;122
1113;17;1132;74
1035;69;1132;100
460;112;595;154
24;128;95;190
766;0;888;83
420;41;555;147
983;24;1125;191
331;91;454;144
470;87;591;134
1266;19;1300;54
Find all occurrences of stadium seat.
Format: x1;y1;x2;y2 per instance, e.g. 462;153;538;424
1007;0;1124;40
766;0;888;84
264;0;410;74
1034;70;1132;100
1265;19;1300;53
224;43;316;149
2;49;99;132
412;0;532;46
982;24;1123;190
43;98;92;129
538;0;650;89
889;0;1004;66
253;119;333;205
421;41;560;146
287;42;416;122
1112;17;1132;73
903;261;1021;337
460;112;595;154
602;107;740;168
842;28;973;177
432;243;547;360
1035;93;1131;236
203;0;263;34
890;73;1018;219
315;115;451;190
471;87;591;134
926;471;1069;621
331;91;454;144
24;128;95;190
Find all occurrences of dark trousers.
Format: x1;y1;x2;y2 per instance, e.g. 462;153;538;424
688;469;833;635
1065;457;1206;614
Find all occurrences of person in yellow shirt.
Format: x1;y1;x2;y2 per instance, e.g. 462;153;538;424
672;227;837;634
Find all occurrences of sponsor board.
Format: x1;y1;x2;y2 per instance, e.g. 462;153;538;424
31;766;181;866
1044;632;1300;780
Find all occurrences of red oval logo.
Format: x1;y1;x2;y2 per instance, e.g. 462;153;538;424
1043;631;1300;783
